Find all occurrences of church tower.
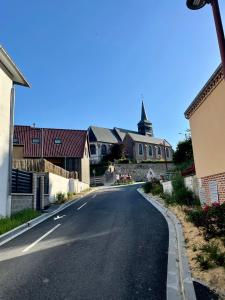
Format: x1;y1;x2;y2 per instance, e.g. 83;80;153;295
137;101;153;136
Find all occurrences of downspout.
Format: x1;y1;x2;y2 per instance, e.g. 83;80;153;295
7;86;15;217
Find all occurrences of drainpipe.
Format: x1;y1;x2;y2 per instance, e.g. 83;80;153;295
7;86;15;217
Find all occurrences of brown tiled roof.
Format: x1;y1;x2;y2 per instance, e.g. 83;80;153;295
185;64;223;119
14;126;87;158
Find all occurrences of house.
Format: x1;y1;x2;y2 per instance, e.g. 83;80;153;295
0;46;29;217
185;64;225;204
88;101;173;164
13;126;90;185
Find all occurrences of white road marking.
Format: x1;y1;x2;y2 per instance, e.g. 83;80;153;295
77;202;87;210
22;224;61;253
92;194;96;198
54;215;66;221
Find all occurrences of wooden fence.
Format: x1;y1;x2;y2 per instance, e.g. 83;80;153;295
13;159;78;179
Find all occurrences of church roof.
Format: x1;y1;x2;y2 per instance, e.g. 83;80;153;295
114;127;138;141
127;132;171;146
89;126;119;144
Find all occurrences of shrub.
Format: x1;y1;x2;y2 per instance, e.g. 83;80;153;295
56;192;66;204
200;242;225;267
117;159;130;164
67;192;74;200
195;254;214;270
186;202;225;239
151;183;163;195
171;173;197;206
161;192;176;206
143;181;153;194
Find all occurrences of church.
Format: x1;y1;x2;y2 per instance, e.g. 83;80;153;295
88;102;173;164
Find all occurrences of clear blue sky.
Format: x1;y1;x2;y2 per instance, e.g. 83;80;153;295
2;0;225;148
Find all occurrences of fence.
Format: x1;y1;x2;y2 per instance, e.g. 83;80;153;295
13;159;78;179
11;169;33;194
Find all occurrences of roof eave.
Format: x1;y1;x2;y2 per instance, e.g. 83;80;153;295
0;46;30;88
184;64;223;119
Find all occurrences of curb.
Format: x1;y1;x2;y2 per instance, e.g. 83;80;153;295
0;188;97;247
137;189;197;300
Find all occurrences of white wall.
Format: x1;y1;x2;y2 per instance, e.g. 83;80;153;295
162;175;200;197
48;173;89;202
0;65;13;217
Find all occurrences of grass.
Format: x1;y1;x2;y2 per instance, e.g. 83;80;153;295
0;209;41;235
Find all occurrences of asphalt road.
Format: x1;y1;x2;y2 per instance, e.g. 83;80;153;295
0;185;169;300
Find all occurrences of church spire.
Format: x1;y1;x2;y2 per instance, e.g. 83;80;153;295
137;99;153;136
141;100;148;121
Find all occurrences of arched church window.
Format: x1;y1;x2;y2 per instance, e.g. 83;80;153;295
90;144;96;155
166;147;170;158
139;144;143;155
149;145;153;156
158;146;161;156
101;144;107;155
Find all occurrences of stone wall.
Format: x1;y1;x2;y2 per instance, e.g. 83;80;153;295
11;194;34;214
115;162;174;182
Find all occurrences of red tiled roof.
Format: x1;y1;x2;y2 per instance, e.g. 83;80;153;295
14;126;87;158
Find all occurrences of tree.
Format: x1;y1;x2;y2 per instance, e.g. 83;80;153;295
102;144;125;163
173;137;194;165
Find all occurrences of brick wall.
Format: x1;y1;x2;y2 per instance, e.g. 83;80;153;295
201;172;225;204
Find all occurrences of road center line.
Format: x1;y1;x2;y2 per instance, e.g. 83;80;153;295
77;202;87;210
92;194;96;198
22;224;61;253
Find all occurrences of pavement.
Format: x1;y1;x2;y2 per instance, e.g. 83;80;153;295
0;185;169;300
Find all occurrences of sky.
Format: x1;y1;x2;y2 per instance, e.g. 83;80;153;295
1;0;225;148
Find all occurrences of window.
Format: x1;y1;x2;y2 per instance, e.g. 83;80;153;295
32;138;40;144
158;146;161;156
166;147;170;158
90;144;96;155
54;138;62;144
101;144;107;155
13;137;19;144
139;144;143;155
149;145;153;156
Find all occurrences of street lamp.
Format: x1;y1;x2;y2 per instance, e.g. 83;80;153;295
186;0;225;78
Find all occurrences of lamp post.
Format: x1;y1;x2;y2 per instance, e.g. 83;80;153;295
186;0;225;77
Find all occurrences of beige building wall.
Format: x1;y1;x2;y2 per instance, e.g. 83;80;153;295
81;140;90;185
13;145;24;159
0;64;13;217
189;79;225;178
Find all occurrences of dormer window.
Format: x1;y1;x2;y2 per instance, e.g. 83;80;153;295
54;138;62;144
32;138;40;144
13;137;19;144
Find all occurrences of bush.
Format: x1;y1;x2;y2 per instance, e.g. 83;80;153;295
186;202;225;239
200;242;225;267
161;192;176;206
56;192;66;204
117;159;130;164
151;183;163;195
67;192;74;200
171;173;197;206
143;181;153;193
195;254;214;270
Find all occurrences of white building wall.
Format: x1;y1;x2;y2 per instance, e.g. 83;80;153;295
48;172;89;202
0;65;13;217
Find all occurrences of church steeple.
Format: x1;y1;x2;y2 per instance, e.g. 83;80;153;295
141;101;148;121
137;100;153;136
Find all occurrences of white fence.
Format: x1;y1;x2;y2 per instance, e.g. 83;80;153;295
162;175;200;196
48;173;89;202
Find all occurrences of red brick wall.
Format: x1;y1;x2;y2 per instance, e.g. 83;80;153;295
201;172;225;204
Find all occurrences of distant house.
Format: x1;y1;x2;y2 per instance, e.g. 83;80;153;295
185;64;225;204
13;126;90;185
0;47;29;217
88;101;173;164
